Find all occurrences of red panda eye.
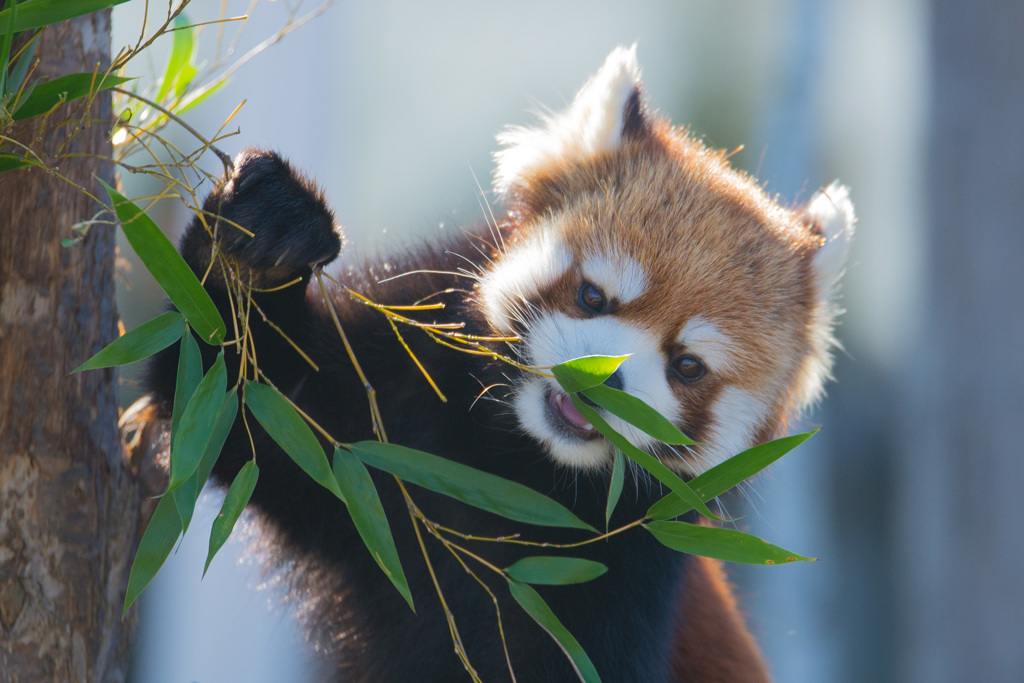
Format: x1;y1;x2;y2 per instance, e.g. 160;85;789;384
578;283;606;313
673;355;706;383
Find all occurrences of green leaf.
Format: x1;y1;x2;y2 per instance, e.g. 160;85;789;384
101;181;225;344
0;153;35;173
0;0;15;97
174;388;239;533
506;556;608;585
173;63;197;100
551;354;630;394
646;431;818;521
568;396;719;522
204;459;259;576
0;0;131;32
243;380;344;501
580;383;695;446
507;580;601;683
644;520;816;565
72;311;184;372
170;327;202;439
155;13;193;105
168;353;227;492
350;441;595;533
605;449;624;527
194;390;239;491
12;72;133;120
332;447;413;610
6;31;39;95
123;493;182;617
176;77;227;115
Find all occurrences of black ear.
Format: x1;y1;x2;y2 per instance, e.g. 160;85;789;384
620;86;650;140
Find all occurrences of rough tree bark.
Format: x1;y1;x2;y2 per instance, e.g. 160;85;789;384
0;11;146;682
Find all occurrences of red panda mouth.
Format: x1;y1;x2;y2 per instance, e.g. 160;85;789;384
546;390;601;441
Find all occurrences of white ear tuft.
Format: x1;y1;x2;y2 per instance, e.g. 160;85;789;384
493;45;643;195
806;182;856;294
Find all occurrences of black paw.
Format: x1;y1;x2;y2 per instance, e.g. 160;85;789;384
200;149;342;282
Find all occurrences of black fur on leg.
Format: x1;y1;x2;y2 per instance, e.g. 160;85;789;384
180;148;343;289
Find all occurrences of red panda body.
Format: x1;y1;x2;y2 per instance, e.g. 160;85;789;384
146;47;853;681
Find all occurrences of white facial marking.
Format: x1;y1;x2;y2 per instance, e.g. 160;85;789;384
677;316;738;375
479;223;571;333
700;387;768;472
581;252;648;304
516;312;678;470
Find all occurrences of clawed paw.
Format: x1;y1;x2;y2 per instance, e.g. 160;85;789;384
201;148;342;283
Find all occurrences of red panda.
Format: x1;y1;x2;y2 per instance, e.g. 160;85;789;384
146;45;853;682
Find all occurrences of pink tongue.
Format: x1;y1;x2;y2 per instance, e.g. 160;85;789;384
556;392;591;429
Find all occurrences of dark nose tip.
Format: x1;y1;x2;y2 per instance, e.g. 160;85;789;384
603;370;624;392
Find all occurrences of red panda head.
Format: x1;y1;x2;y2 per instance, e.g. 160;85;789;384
479;46;855;476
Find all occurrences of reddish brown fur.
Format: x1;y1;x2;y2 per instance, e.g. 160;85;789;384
672;556;772;683
504;116;823;470
497;106;837;679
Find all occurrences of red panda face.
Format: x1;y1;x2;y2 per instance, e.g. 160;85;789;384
479;46;855;476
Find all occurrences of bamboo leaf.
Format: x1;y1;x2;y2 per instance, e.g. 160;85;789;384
170;326;202;439
204;459;259;576
123;493;181;617
506;557;608;586
605;449;625;527
173;63;197;100
155;13;193;105
646;431;818;521
569;396;719;522
243;380;344;501
12;72;133;120
168;353;227;492
6;31;38;94
101;181;225;344
551;355;630;394
350;441;595;532
1;2;16;97
177;76;226;114
195;389;239;489
332;447;413;610
174;388;239;533
580;383;695;446
0;0;132;32
0;153;35;173
507;580;601;683
644;520;816;565
169;331;202;530
73;311;184;372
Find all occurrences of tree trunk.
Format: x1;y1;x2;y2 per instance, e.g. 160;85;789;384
0;11;143;681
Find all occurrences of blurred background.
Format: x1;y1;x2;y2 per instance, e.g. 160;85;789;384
112;1;1024;681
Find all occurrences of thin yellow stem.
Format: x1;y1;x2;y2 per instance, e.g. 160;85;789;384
112;87;234;173
404;486;482;683
434;518;646;549
385;317;446;402
315;271;388;441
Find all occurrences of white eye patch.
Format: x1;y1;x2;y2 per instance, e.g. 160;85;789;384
479;224;571;333
580;252;648;305
676;316;739;375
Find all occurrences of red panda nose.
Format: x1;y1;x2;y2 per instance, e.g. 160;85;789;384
578;370;623;411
